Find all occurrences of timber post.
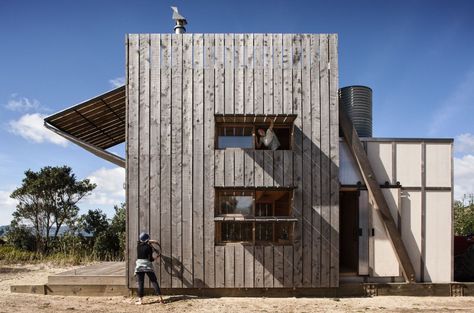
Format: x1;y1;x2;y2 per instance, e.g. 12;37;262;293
339;106;417;283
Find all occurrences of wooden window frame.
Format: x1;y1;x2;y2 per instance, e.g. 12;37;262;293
215;188;295;246
215;122;294;150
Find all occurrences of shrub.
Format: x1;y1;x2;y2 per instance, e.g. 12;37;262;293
93;230;121;260
5;222;36;251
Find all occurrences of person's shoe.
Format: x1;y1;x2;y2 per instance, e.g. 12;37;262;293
135;298;143;305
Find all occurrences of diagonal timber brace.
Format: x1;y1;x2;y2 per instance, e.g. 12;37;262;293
44;123;125;168
339;107;417;283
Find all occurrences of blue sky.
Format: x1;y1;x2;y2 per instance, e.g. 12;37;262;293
1;0;474;225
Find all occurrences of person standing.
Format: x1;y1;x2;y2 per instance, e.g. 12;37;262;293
135;232;164;305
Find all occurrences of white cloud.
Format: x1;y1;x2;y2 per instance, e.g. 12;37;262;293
455;133;474;154
109;77;125;88
0;189;18;226
8;113;68;146
454;154;474;201
4;94;47;112
83;167;125;206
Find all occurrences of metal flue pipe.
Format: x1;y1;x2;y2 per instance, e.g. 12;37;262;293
171;6;187;34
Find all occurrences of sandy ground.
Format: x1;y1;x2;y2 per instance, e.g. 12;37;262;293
1;264;474;313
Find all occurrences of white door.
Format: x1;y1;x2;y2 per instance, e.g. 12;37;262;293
369;188;401;277
358;190;369;275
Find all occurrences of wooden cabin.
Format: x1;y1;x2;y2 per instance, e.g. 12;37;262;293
44;33;453;293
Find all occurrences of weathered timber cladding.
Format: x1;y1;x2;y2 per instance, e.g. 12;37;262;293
126;33;339;288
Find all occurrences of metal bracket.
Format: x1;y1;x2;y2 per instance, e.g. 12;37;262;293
450;284;465;297
364;284;377;297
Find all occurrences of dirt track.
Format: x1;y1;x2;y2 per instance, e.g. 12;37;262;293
1;264;474;312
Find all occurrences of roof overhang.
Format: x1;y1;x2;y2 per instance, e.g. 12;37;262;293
44;86;126;167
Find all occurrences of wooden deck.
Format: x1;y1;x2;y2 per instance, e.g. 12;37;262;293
48;262;125;285
11;262;128;296
10;262;474;297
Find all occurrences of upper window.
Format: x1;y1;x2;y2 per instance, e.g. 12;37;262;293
215;114;296;150
217;126;253;149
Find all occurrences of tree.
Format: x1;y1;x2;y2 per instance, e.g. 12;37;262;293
93;230;121;260
110;203;126;259
454;199;474;236
6;220;36;251
10;166;95;253
80;209;109;237
78;204;126;260
110;203;125;234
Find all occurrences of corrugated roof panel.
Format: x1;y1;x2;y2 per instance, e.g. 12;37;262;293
44;86;126;149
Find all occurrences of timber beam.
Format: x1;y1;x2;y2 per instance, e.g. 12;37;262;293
339;107;417;283
44;123;125;168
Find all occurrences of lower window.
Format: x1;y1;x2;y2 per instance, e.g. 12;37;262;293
215;188;295;245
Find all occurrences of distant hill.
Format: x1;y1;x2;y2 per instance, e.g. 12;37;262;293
0;225;92;237
0;225;9;236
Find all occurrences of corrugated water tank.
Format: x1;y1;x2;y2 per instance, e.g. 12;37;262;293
339;86;373;137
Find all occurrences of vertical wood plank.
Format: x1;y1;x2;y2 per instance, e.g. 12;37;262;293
301;34;312;287
214;150;225;186
244;151;255;187
319;34;331;287
263;150;274;186
283;150;293;187
234;245;244;288
181;33;194;287
224;33;234;114
235;34;245;114
234;149;244;186
204;34;216;287
264;246;274;288
282;34;293;114
263;33;273;114
215;34;225;114
126;34;140;287
171;34;183;288
225;245;235;287
215;246;225;287
310;34;322;287
139;34;150;288
254;150;264;186
149;34;161;282
244;34;254;114
224;149;234;186
292;34;303;288
328;34;340;287
283;246;293;287
273;246;284;287
244;246;255;288
160;34;172;288
139;34;150;241
254;34;264;114
125;34;130;287
193;34;205;287
273;150;284;187
273;34;283;114
254;246;264;287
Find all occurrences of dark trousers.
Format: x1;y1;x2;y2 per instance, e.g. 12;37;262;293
136;271;162;298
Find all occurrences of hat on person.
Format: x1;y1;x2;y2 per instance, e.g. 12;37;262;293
139;232;150;242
